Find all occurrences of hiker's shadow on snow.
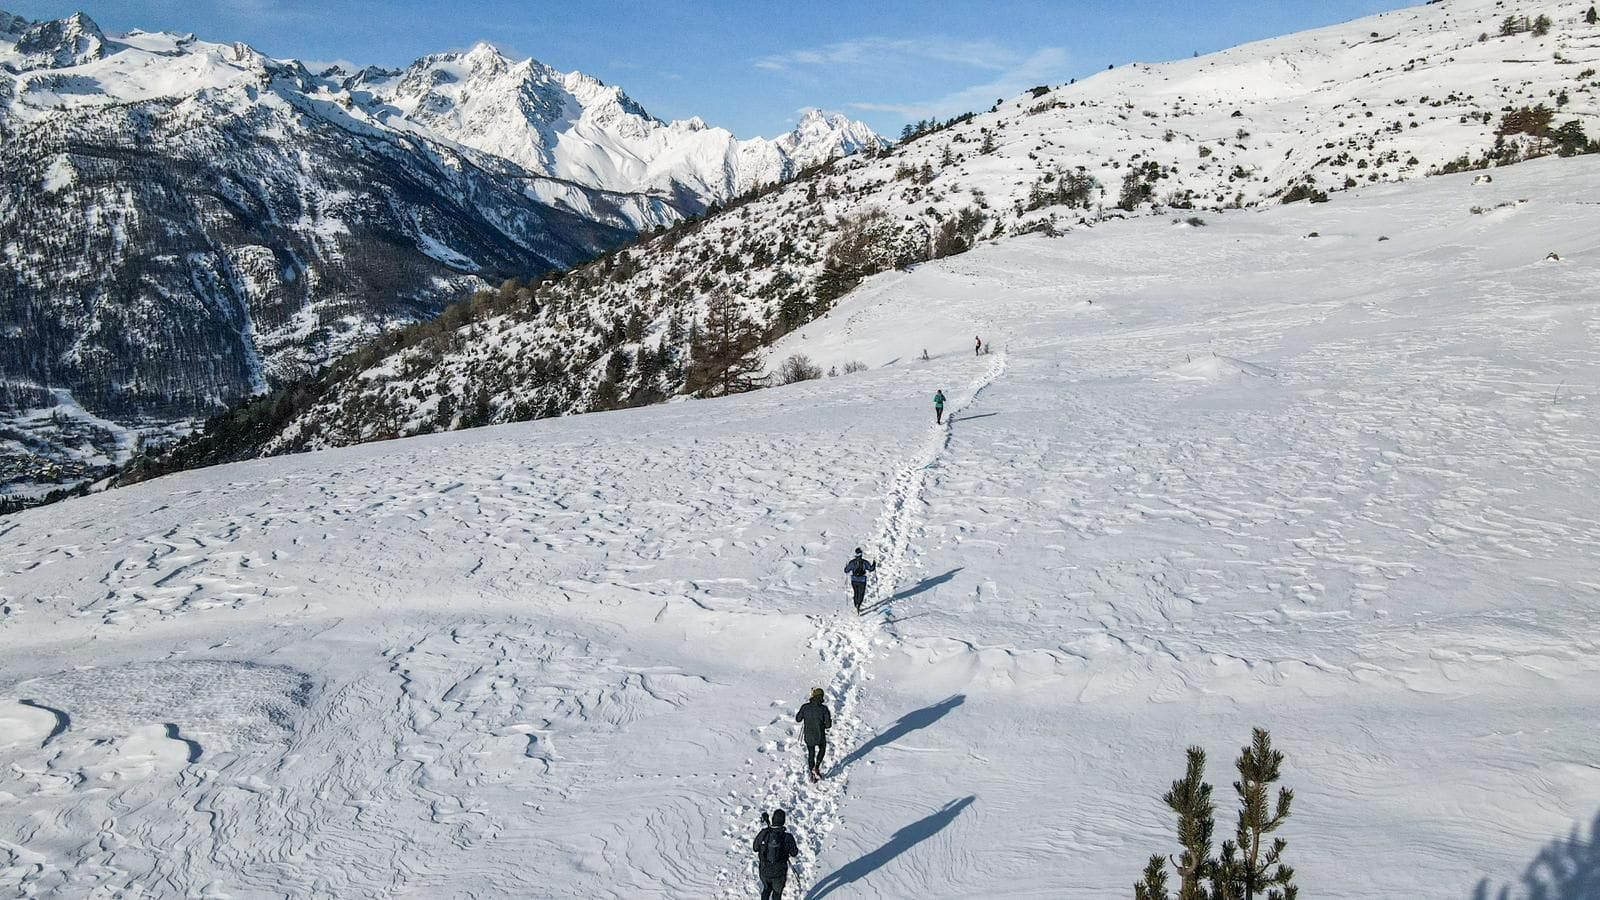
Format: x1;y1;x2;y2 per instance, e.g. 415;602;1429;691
1472;809;1600;900
835;694;965;772
806;796;975;899
862;568;963;614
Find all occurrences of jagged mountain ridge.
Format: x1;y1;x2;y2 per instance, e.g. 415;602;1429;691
153;0;1597;468
0;8;881;501
341;44;882;208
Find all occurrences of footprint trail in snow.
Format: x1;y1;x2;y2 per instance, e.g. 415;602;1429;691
714;352;1007;897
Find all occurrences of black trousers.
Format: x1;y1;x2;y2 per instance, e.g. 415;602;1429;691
851;582;867;608
761;873;787;899
936;407;944;423
807;740;826;771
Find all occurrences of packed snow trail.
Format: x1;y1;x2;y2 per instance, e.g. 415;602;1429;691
715;352;1007;897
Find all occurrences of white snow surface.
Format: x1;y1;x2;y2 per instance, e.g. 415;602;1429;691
4;153;1599;897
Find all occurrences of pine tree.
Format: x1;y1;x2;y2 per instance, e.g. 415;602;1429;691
1167;747;1217;900
1136;856;1172;900
1137;730;1297;900
1227;729;1297;900
1118;169;1154;211
686;296;763;397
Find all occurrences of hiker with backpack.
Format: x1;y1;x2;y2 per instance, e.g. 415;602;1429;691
796;687;833;782
753;809;800;899
934;389;947;424
845;548;877;613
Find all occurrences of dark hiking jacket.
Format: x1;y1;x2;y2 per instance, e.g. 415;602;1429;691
845;557;876;584
753;825;799;878
795;699;832;745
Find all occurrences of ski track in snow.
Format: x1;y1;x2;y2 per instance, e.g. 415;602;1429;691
715;352;1007;898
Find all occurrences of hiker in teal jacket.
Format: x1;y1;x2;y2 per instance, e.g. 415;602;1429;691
934;390;947;424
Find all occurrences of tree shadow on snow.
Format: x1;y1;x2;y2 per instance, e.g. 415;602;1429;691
807;796;975;899
1472;810;1600;900
834;694;965;772
862;568;963;614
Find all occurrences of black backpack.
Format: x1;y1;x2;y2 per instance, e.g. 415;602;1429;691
849;558;867;577
761;828;787;866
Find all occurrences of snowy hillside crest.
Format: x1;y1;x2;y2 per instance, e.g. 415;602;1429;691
125;0;1600;473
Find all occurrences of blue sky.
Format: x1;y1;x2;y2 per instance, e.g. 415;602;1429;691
7;1;1417;137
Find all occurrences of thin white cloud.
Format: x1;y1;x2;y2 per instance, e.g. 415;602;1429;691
754;37;1025;74
845;46;1072;121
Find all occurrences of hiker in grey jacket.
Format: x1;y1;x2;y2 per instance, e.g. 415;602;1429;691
796;687;833;781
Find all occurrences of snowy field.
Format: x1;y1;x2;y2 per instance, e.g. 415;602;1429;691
5;156;1600;898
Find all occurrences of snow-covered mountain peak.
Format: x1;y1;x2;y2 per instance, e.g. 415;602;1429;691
1;9;110;71
775;107;882;158
460;40;511;70
347;40;880;201
0;7;881;207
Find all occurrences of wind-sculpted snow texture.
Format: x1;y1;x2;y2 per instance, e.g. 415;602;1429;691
4;152;1600;897
248;0;1600;466
0;9;880;499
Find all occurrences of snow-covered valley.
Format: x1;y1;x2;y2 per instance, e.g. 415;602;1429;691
4;152;1598;897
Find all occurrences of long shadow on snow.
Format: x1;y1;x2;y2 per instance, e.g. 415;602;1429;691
807;796;975;899
952;412;1000;423
834;694;965;773
1472;810;1600;900
862;568;963;614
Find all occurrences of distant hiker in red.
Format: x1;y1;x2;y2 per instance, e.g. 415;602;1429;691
753;808;800;899
975;335;983;356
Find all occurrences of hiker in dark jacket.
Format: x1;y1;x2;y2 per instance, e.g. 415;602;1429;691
753;808;800;899
845;548;877;613
796;687;833;781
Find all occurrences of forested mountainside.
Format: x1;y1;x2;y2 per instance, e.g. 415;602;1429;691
118;0;1600;487
0;10;879;503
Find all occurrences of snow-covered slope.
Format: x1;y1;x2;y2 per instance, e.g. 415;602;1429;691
219;0;1600;463
4;154;1598;898
0;9;879;503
